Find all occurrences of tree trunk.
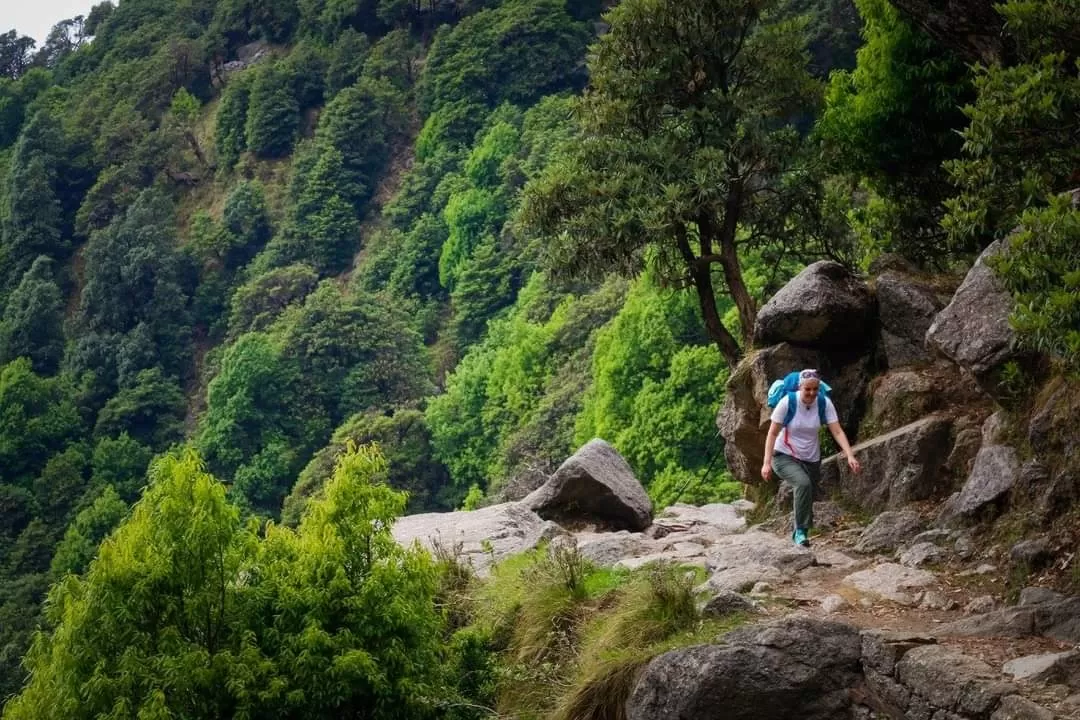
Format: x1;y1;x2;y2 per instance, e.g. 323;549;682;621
676;225;742;368
703;188;757;346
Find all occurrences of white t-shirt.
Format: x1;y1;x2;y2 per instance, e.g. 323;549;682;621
771;395;839;463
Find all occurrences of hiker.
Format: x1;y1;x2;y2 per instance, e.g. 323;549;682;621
760;368;860;547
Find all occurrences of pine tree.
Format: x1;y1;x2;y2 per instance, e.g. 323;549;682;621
0;256;65;374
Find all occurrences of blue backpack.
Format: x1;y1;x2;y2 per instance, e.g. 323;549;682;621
766;371;831;426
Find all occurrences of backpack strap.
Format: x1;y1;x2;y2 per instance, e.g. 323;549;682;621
817;394;828;425
783;391;798;426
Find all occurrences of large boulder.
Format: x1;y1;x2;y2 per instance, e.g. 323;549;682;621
625;616;863;720
896;645;1017;717
925;240;1019;389
717;343;872;484
820;416;954;512
523;439;652;531
752;261;875;351
875;270;949;368
854;510;925;554
937;444;1021;526
392;502;551;572
860;362;988;437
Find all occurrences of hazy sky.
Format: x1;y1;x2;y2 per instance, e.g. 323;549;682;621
5;0;96;45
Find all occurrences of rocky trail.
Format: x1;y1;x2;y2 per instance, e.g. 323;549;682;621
393;441;1080;719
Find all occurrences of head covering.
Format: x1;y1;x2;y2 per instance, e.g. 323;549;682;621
798;368;820;388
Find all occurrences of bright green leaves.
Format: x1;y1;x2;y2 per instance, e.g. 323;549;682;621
6;444;453;720
988;193;1080;370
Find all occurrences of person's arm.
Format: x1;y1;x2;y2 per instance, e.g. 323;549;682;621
761;421;782;481
827;422;861;474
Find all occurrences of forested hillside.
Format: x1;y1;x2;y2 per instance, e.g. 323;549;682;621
0;0;1076;714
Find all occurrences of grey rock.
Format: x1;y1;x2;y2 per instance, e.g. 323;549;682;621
524;439;652;531
753;261;875;350
982;410;1010;445
575;531;654;566
965;595;997;614
875;270;946;367
1018;587;1065;606
939;445;1021;524
1010;538;1054;571
654;502;746;535
920;591;958;611
821;594;849;613
913;528;953;545
855;511;926;554
821;417;954;512
897;644;1017;716
392;501;545;572
990;695;1054;720
946;414;987;484
937;597;1080;642
925;240;1019;388
701;591;759;617
626;616;863;720
842;563;936;606
900;542;944;568
1028;376;1080;465
706;530;816;574
862;363;986;436
861;629;937;676
700;564;785;594
750;581;775;595
1002;650;1080;686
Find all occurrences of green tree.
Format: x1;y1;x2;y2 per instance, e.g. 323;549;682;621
50;485;129;577
0;359;83;486
215;72;253;170
0;256;65;374
520;0;821;368
90;433;153;502
245;62;299;158
228;264;320;337
284;408;450;520
325;29;370;95
815;0;969;264
3;450;247;720
222;180;272;269
93;367;186;450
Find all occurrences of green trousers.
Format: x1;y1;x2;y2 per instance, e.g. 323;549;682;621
771;452;820;531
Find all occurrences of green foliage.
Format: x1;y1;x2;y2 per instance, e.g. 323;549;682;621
90;433;153;502
325;29;370;95
215;72;253;170
575;275;733;505
418;0;590;122
0;256;65;374
93;367;186;450
0;359;83;485
283;408;450;522
520;0;822;366
6;444;460;719
73;189;192;387
245;61;300;158
221;180;272;268
228;263;319;337
944;53;1080;248
816;0;970;264
49;485;129;577
989;193;1080;370
428;273;627;499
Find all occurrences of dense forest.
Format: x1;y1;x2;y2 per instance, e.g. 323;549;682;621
0;0;1076;715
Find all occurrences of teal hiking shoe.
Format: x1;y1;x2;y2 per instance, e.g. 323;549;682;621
793;528;810;548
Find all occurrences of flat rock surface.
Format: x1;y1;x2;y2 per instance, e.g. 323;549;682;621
842;563;937;606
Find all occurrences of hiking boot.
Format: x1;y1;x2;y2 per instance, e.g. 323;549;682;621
793;528;810;548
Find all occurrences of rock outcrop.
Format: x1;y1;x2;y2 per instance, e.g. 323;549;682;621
820;416;954;511
752;261;875;351
926;240;1020;392
626;616;864;720
937;444;1022;526
523;439;652;531
392;502;554;571
875;269;948;368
